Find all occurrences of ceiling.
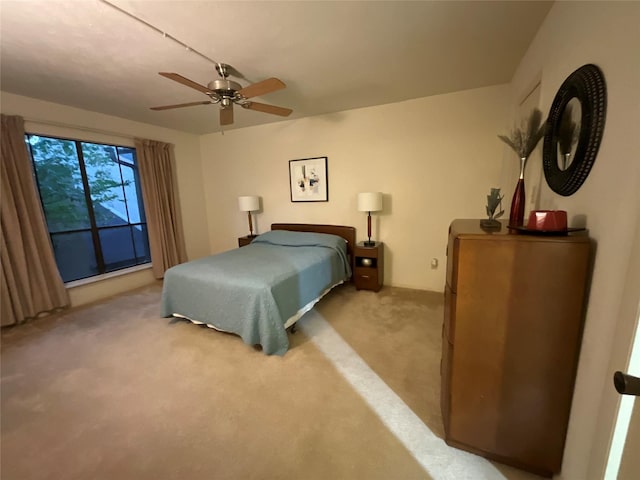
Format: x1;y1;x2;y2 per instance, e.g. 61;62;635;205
0;0;552;135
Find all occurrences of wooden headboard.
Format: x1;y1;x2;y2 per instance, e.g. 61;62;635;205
271;223;357;271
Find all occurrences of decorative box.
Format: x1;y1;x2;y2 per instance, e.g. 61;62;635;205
526;210;568;231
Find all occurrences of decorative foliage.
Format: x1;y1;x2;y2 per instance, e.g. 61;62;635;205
498;108;547;159
485;188;504;220
558;104;580;155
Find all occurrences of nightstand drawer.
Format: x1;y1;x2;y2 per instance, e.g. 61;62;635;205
354;270;379;291
354;266;378;278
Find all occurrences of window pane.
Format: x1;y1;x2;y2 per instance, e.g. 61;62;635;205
100;226;139;272
29;136;91;232
133;224;151;263
50;231;98;282
117;147;136;166
81;143;128;227
118;148;146;224
120;165;142;223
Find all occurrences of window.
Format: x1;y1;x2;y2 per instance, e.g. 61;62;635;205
26;134;151;283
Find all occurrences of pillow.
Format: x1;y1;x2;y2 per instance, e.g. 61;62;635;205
252;230;346;253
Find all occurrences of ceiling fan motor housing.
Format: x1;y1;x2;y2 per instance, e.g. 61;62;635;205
208;79;243;99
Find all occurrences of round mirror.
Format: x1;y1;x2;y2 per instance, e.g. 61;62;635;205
543;64;607;196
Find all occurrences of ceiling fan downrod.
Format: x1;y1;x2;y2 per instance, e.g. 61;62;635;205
215;63;230;79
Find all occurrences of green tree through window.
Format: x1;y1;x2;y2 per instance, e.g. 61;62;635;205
26;134;151;282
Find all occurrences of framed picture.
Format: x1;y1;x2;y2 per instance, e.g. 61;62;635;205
289;156;328;202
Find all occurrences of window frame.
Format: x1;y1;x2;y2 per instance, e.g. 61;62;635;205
25;133;151;283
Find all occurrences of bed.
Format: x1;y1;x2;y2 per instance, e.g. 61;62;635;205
160;223;356;355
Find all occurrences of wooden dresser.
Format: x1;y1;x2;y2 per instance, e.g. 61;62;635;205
441;219;590;477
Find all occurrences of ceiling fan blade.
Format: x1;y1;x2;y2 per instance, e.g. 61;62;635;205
159;72;211;94
150;101;212;111
237;78;286;99
220;105;234;125
244;101;293;117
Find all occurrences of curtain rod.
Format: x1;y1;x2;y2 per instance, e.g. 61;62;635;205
23;117;135;141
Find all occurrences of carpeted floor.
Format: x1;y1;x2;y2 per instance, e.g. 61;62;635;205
1;283;544;480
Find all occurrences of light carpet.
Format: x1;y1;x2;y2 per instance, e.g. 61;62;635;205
1;283;544;480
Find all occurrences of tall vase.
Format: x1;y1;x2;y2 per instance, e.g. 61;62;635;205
509;157;527;227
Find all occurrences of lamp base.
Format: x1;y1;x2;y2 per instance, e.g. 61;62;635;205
363;240;377;247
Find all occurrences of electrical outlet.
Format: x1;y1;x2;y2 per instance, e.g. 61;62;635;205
431;258;438;269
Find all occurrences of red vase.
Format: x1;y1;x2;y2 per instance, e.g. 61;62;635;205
509;178;526;227
509;157;527;227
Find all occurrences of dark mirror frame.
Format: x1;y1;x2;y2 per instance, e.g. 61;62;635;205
542;64;607;196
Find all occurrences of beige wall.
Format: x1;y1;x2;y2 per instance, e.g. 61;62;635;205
507;2;640;479
0;92;209;307
4;84;512;299
200;84;509;292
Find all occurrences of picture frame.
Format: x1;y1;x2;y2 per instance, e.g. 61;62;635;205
289;156;328;202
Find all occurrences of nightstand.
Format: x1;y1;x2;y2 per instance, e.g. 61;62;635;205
238;235;258;247
353;242;384;291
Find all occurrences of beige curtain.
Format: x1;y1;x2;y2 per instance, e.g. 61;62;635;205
134;138;187;279
1;115;70;326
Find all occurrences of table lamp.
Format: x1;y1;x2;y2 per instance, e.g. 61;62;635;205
238;195;260;236
357;192;383;246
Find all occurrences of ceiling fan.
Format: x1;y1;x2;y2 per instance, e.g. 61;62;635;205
150;63;293;126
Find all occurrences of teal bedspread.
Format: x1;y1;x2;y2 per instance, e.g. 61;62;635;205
160;230;351;355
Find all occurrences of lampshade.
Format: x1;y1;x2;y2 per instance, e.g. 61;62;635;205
238;196;260;212
357;192;383;212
